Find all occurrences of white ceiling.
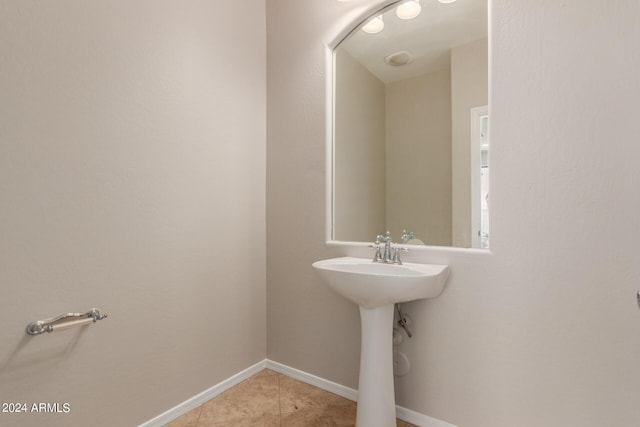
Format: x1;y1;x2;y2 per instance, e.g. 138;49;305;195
339;0;487;83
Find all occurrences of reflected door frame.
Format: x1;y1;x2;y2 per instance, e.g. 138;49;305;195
470;105;489;248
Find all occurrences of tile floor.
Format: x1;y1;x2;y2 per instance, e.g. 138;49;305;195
164;369;417;427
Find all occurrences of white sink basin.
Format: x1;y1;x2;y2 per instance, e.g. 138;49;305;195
312;256;449;309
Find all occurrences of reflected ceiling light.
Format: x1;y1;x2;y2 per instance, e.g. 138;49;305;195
396;0;422;20
438;0;457;3
362;15;384;34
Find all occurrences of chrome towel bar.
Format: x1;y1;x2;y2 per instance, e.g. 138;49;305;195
26;308;108;336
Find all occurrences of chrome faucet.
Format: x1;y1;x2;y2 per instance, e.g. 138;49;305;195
401;230;414;244
380;232;392;262
371;231;407;264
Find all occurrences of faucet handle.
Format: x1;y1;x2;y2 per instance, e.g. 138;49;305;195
392;245;408;264
369;242;383;262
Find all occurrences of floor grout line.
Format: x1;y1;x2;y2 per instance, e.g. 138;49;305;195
277;372;282;427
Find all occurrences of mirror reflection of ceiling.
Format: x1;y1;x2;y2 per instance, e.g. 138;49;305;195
341;0;487;83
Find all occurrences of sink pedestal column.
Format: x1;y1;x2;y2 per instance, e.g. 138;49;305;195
356;304;396;427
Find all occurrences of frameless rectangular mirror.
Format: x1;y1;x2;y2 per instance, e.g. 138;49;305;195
331;0;488;248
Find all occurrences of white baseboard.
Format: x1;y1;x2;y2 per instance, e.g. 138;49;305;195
395;405;458;427
140;358;456;427
265;359;359;401
138;360;266;427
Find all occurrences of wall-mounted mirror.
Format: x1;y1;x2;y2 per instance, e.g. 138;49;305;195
331;0;488;248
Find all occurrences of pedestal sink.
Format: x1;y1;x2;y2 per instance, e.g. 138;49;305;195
312;257;449;427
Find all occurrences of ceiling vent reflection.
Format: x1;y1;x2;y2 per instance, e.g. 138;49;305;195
384;51;414;66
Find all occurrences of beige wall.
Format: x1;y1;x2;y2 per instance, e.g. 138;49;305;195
451;38;489;247
386;69;452;246
267;1;640;427
0;1;266;426
334;49;386;241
